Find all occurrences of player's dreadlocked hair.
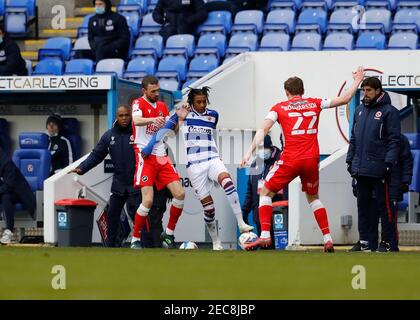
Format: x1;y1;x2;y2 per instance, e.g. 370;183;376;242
187;86;211;106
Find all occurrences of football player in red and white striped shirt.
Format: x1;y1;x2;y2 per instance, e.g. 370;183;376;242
241;67;365;252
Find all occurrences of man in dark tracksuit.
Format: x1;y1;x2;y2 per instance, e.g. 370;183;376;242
46;114;73;175
352;134;413;252
88;0;131;62
0;147;36;244
0;24;28;76
346;77;401;252
153;0;208;42
242;135;283;247
71;106;139;247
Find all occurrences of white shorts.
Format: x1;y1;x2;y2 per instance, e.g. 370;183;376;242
187;158;228;200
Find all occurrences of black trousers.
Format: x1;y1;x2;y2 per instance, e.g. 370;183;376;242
107;192;140;247
0;192;20;230
356;176;398;250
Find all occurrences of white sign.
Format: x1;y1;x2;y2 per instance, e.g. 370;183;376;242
0;76;112;91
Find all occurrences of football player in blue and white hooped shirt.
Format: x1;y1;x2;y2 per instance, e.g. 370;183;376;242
182;87;253;250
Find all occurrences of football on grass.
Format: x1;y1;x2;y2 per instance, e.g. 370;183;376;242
238;232;258;250
179;241;198;250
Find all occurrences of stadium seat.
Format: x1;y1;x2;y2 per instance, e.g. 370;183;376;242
197;10;232;35
147;0;158;12
393;8;420;32
0;0;5;16
187;56;219;79
195;33;227;61
33;59;64;75
328;8;361;33
38;37;72;61
118;10;141;38
71;36;91;59
291;32;322;50
259;33;290;51
296;8;327;34
331;0;362;9
119;0;147;14
269;0;301;11
0;118;11;156
123;57;156;81
388;32;418;50
77;14;94;38
232;10;264;35
4;0;37;36
131;34;163;60
323;32;354;50
25;59;32;76
164;34;196;59
355;31;386;49
139;13;161;35
156;56;188;82
159;79;180;92
182;79;196;90
225;33;258;57
264;9;296;34
360;8;392;33
364;0;396;10
61;118;82;161
95;58;125;77
301;0;329;10
65;59;94;75
10;132;51;225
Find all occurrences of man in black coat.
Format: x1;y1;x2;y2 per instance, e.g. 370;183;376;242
88;0;131;62
346;77;401;252
0;147;36;244
0;24;28;76
153;0;208;42
46;114;73;175
242;135;283;247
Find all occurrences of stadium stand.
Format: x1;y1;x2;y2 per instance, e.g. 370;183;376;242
95;58;125;77
4;0;38;37
259;32;291;51
64;59;94;75
33;58;64;75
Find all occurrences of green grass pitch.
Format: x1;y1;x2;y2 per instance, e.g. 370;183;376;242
1;246;420;300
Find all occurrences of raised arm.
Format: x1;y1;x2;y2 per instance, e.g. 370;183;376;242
241;119;275;167
327;66;365;109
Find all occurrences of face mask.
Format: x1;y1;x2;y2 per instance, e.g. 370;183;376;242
257;149;271;160
95;6;106;15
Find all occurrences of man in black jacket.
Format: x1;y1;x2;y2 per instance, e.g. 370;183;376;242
242;135;283;246
346;77;401;252
153;0;208;42
0;147;36;244
88;0;131;62
46;114;73;175
0;24;28;76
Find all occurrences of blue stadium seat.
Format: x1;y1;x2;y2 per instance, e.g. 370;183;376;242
38;37;72;61
65;59;94;75
364;0;396;10
197;11;232;35
0;118;11;156
328;8;361;33
301;0;329;10
264;9;296;34
259;33;290;51
331;0;363;9
195;33;227;61
323;32;354;50
232;10;264;35
225;33;258;57
164;34;196;59
0;0;5;16
269;0;301;11
296;8;327;33
388;32;418;50
397;0;420;8
159;79;180;92
61;118;82;161
131;34;163;60
77;14;94;38
95;59;125;77
4;0;37;36
393;8;420;32
119;0;147;14
123;57;156;81
156;56;188;82
291;32;322;50
13;132;51;192
71;36;91;59
355;31;386;49
139;13;161;35
33;59;64;75
147;0;158;13
119;11;141;37
187;56;219;79
361;8;392;33
25;59;32;76
182;79;196;90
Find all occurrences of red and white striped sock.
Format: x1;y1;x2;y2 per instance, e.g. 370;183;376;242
166;198;184;235
132;204;150;242
309;199;332;243
259;196;273;239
